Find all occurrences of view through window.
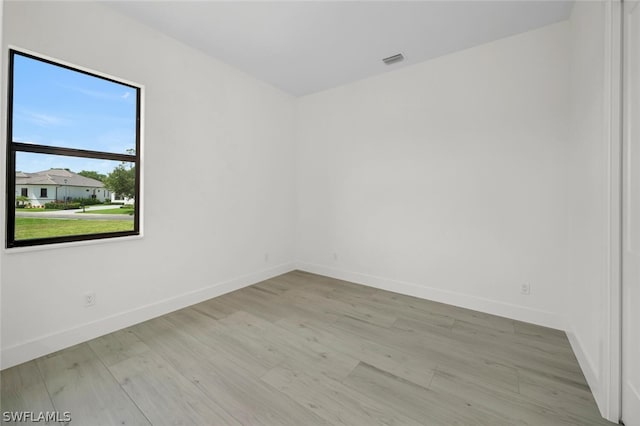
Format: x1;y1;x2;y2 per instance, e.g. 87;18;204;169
6;50;141;247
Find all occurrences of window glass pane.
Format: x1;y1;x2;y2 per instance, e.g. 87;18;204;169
11;53;137;154
14;152;136;241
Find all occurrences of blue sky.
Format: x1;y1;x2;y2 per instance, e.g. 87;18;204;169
12;53;137;175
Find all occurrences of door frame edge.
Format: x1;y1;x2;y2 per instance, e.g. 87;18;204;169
604;0;623;422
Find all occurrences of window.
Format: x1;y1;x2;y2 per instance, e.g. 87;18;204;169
6;50;141;247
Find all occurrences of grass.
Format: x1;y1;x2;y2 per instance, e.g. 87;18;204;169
81;208;134;215
15;217;134;240
15;208;61;212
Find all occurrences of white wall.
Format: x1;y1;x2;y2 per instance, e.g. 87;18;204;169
295;22;571;328
566;0;618;420
0;1;297;368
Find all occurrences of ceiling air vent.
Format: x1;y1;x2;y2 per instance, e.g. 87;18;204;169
382;53;404;65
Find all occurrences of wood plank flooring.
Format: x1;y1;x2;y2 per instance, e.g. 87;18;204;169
1;271;613;425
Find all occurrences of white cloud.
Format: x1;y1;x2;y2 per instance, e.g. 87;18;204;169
16;108;68;127
61;84;132;102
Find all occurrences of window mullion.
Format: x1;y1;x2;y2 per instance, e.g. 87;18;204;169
11;142;137;163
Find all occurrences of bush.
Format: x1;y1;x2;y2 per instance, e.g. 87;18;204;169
72;197;103;206
45;202;82;210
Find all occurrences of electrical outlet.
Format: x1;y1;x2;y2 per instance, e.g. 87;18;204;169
84;292;96;307
520;283;531;295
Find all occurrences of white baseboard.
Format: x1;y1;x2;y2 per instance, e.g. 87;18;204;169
1;261;569;369
295;261;567;330
566;329;606;418
1;262;296;370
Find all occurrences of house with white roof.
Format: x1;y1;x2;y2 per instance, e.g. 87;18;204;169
15;169;111;207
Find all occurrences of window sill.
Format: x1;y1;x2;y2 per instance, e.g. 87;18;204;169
3;233;144;254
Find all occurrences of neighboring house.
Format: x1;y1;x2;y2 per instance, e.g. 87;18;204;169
110;193;135;205
15;169;111;207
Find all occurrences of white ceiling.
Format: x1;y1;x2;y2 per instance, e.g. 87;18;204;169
108;1;574;97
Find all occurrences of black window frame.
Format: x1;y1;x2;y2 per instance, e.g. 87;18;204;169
6;49;141;248
20;188;27;197
40;188;47;198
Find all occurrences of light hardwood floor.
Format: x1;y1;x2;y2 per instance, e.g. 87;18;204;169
1;271;613;425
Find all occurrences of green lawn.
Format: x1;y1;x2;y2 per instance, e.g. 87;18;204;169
15;217;134;240
81;208;134;215
15;208;61;212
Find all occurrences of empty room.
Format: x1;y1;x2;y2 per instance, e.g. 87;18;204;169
1;0;638;424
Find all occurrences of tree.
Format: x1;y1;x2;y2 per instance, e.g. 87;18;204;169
78;170;106;182
104;164;136;199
